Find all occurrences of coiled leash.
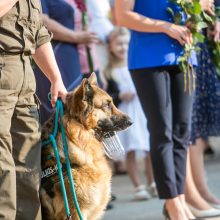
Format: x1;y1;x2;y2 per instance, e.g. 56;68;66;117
42;98;83;220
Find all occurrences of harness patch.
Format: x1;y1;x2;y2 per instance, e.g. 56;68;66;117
41;164;58;179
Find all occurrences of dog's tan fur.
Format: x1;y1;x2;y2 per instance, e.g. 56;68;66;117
40;73;131;220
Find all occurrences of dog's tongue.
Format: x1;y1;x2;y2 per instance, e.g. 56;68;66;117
102;132;125;160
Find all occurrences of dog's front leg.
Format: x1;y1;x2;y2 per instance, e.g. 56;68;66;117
67;140;93;166
40;188;55;220
70;209;88;220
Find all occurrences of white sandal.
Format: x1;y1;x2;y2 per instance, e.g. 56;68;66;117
134;185;151;200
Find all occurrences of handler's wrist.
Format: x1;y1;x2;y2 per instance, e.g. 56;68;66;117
49;73;62;84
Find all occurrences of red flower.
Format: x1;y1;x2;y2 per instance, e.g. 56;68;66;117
75;0;87;13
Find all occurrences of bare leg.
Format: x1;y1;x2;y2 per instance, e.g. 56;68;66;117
179;194;195;219
126;151;141;187
144;153;158;197
144;153;154;186
113;160;127;175
190;138;220;205
165;196;188;220
185;149;212;210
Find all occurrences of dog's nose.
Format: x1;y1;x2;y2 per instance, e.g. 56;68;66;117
125;119;133;127
124;118;133;127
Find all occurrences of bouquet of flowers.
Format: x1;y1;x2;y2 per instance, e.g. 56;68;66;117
75;0;94;73
167;0;214;93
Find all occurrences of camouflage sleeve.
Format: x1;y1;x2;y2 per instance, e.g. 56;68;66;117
36;23;53;48
35;1;53;48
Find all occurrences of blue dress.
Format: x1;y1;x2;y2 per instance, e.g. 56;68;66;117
35;0;82;123
190;42;220;143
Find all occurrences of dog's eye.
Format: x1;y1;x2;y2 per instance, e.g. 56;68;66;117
102;101;112;110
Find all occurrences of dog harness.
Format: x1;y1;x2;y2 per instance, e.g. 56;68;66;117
41;99;83;220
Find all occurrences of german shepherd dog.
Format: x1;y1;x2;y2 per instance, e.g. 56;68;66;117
40;73;132;220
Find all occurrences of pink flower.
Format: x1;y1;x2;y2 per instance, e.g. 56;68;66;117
75;0;87;13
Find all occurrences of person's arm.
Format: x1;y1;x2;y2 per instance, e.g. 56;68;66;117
43;14;99;44
200;0;215;15
213;0;220;42
115;0;192;45
0;0;19;17
32;42;67;106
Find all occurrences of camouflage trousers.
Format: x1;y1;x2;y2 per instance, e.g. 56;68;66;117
0;53;42;220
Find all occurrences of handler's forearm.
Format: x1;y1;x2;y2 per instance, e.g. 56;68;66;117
0;0;19;17
115;0;170;33
33;42;62;83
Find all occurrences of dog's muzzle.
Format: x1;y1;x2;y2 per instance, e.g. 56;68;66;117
95;115;132;160
102;131;125;160
111;115;133;130
97;115;132;133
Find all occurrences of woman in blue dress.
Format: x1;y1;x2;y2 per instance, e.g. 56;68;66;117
35;0;97;123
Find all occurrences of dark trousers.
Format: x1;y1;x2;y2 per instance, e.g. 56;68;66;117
131;66;193;199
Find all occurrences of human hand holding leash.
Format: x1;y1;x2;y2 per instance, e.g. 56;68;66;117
50;78;67;107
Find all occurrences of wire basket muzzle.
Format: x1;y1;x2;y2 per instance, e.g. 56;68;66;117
102;131;125;161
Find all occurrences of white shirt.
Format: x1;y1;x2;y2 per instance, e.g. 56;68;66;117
87;0;113;42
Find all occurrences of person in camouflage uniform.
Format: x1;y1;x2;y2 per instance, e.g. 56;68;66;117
0;1;67;219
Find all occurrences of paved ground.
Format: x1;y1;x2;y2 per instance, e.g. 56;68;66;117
103;153;220;220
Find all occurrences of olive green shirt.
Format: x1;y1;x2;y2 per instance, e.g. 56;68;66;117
0;0;52;54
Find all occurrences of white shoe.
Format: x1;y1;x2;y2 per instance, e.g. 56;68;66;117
147;182;158;198
187;203;220;218
209;203;220;209
134;185;151;200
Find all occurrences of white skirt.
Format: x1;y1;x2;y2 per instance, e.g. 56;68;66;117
117;96;150;153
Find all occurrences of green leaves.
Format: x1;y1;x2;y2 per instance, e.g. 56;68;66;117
192;0;201;14
202;12;215;25
196;21;207;30
193;32;205;43
167;7;175;19
167;0;208;93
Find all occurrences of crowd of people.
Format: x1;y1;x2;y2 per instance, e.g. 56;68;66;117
0;0;220;219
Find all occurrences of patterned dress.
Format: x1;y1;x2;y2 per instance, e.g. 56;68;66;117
190;42;220;143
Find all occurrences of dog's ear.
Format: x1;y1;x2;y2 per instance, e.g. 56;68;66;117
82;78;94;103
88;72;98;86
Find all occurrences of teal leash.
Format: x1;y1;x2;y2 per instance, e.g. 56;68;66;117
42;99;83;220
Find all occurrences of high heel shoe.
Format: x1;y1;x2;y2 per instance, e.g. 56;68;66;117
162;206;170;220
209;203;220;210
187;203;220;218
163;205;204;220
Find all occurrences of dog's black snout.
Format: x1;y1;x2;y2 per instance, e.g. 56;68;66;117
125;118;133;127
98;119;113;130
110;115;133;130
